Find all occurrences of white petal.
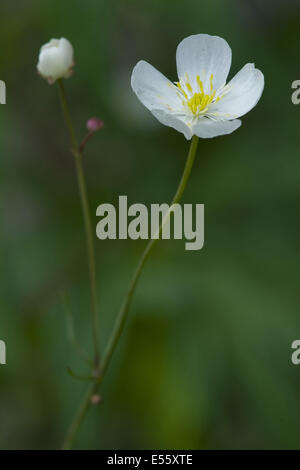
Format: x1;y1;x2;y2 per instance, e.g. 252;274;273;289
131;60;183;113
192;118;241;139
131;60;192;139
59;38;74;67
151;109;193;140
176;34;232;94
37;38;74;80
209;64;264;119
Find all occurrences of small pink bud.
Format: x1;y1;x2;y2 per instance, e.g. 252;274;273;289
86;117;104;133
90;394;101;405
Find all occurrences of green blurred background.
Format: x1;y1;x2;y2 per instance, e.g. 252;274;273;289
1;0;300;450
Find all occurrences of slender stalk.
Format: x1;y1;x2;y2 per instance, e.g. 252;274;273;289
101;135;199;374
62;135;199;449
57;80;100;369
62;383;96;450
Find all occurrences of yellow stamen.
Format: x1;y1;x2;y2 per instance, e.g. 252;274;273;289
175;73;220;116
210;74;214;92
196;75;204;94
186;81;193;93
175;81;188;99
186;90;216;116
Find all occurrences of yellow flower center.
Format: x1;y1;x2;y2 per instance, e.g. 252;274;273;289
176;73;221;116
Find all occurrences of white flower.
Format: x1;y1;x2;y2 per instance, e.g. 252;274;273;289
131;34;264;139
37;38;74;84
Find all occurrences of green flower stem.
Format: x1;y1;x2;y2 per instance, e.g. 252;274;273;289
62;383;97;450
62;135;199;450
57;80;100;370
101;135;199;375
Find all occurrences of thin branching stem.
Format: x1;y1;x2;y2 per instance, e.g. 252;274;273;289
58;80;102;450
57;80;100;369
62;135;199;449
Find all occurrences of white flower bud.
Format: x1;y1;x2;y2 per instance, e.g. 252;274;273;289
37;38;74;84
